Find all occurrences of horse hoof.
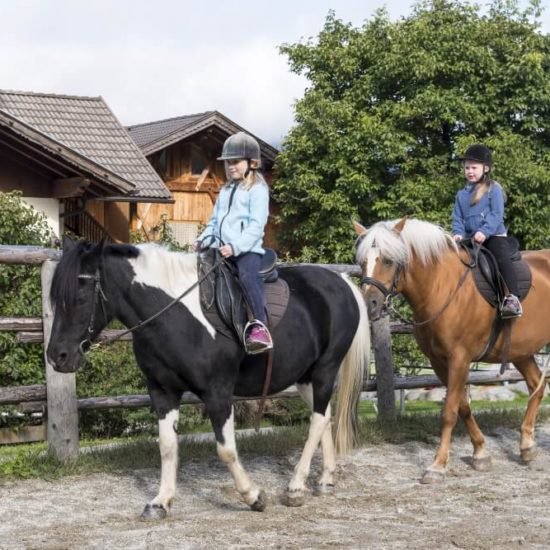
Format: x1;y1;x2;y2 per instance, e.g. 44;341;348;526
315;483;335;496
286;490;305;507
140;503;167;521
420;469;445;484
521;446;538;463
472;456;492;472
250;490;267;512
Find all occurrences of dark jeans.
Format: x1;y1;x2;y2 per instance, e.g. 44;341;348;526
484;236;519;296
230;253;267;324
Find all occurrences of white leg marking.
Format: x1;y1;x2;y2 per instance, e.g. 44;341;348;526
296;384;335;488
319;403;336;487
288;412;330;493
216;407;261;507
151;409;179;509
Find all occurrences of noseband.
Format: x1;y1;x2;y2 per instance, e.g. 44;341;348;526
360;264;403;307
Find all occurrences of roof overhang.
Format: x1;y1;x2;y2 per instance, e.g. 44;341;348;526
0;109;138;196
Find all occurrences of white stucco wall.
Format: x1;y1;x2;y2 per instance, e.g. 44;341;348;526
22;197;60;238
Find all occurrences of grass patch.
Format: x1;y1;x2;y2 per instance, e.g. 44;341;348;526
2;398;550;482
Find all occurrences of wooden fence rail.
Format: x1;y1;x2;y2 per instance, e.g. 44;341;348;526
1;244;548;461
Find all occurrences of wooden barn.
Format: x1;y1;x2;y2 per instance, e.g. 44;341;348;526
0;90;171;243
126;111;279;247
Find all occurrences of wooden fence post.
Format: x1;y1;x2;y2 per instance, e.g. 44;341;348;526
371;315;396;420
41;259;79;461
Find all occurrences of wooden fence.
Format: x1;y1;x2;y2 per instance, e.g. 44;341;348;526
0;245;544;461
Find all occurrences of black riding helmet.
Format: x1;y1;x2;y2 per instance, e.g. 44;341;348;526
459;144;493;167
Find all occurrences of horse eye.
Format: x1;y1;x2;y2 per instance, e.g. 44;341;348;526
382;257;393;267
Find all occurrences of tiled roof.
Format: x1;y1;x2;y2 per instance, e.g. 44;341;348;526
127;111;278;164
0;90;171;200
127;112;214;148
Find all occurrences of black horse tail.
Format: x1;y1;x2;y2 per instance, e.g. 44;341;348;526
333;275;370;456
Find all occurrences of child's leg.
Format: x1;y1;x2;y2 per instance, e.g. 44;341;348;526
233;253;266;323
485;236;519;295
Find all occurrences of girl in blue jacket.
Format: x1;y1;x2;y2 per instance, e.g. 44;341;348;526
452;144;522;318
194;132;273;353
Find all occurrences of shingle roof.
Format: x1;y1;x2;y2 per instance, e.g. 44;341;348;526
0;90;171;200
127;111;278;164
127;112;214;148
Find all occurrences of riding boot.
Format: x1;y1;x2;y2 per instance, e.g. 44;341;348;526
500;294;523;319
244;320;273;355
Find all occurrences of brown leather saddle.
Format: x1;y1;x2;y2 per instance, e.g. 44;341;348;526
198;248;289;342
463;238;532;308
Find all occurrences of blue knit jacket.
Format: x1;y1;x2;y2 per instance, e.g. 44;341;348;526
451;181;507;239
197;180;269;256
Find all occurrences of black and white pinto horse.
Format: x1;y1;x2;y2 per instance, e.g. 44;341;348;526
46;240;370;518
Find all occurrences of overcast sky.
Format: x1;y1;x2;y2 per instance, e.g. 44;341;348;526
1;0;548;147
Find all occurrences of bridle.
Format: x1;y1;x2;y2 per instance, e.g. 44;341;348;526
75;254;226;356
77;269;108;356
360;258;470;327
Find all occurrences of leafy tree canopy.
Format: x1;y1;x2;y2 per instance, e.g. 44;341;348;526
275;0;550;262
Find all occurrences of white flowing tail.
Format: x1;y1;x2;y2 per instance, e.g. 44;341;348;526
333;275;371;455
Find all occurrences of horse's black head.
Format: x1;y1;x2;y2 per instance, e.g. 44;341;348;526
47;238;108;373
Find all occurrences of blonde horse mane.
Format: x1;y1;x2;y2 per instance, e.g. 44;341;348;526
356;218;457;267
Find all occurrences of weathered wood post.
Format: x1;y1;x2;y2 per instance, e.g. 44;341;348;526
371;315;396;420
41;259;79;461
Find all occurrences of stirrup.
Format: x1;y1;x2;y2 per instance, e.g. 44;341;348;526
243;320;273;355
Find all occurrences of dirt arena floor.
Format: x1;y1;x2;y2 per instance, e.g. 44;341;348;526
2;423;550;550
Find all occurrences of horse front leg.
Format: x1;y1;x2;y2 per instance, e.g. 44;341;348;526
208;401;266;511
514;356;546;463
141;408;180;520
422;357;469;484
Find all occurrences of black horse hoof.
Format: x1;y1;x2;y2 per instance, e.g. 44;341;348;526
250;490;267;512
140;503;168;521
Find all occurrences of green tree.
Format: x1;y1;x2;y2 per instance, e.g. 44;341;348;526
276;0;550;261
0;191;54;385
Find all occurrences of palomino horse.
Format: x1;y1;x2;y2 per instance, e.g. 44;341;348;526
354;218;550;483
46;239;370;517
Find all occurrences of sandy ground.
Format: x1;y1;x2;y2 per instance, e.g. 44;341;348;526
2;423;550;550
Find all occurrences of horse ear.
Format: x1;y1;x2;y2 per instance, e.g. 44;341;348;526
62;235;76;252
393;217;408;235
353;221;367;236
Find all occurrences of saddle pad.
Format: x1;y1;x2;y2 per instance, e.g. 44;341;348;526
201;278;290;340
472;255;532;307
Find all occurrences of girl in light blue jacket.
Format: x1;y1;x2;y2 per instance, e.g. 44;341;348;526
452;144;522;318
194;132;272;353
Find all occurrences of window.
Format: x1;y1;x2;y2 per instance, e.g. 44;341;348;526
168;221;200;246
190;147;207;175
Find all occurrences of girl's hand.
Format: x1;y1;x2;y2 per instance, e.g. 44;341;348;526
473;231;486;244
453;234;463;242
219;244;234;258
192;241;200;252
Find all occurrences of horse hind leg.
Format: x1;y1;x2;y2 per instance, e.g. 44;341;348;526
458;393;491;472
208;401;266;511
514;356;546;463
295;383;336;497
286;383;333;506
141;408;180;520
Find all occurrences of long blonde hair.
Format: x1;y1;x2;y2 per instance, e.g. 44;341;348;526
470;178;491;205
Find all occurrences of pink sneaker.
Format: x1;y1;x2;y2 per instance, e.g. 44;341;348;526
245;324;273;354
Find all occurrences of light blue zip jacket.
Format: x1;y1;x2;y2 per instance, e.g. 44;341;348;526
451;181;507;239
197;180;269;256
